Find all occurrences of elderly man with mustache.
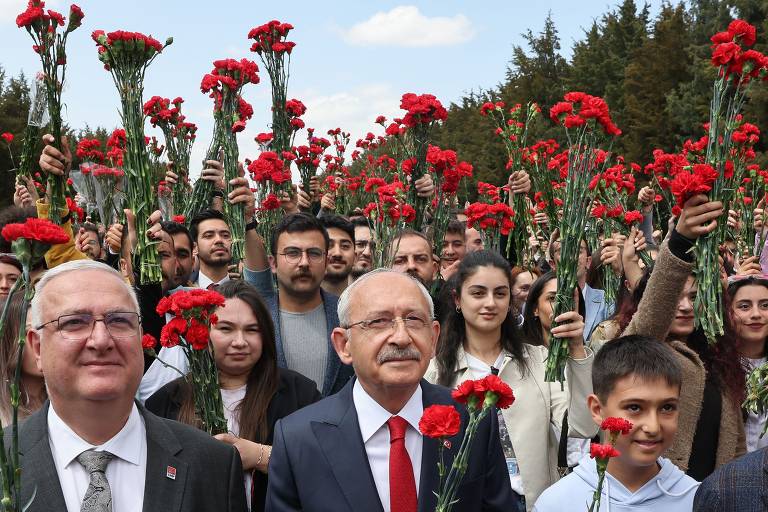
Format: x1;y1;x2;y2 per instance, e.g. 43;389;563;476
266;268;518;512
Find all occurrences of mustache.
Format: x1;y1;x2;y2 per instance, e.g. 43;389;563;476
377;346;421;364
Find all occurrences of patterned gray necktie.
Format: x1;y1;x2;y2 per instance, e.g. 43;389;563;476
76;450;114;512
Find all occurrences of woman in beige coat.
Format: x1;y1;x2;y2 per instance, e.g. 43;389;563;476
424;250;597;510
619;195;746;480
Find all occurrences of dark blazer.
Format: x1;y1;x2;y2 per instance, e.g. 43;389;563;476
8;401;247;512
244;268;354;396
693;447;768;511
265;378;518;512
145;368;322;512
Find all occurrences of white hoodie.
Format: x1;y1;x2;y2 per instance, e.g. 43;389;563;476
532;454;699;512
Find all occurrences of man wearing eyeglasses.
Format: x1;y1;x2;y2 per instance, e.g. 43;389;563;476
350;217;374;281
244;213;354;397
14;259;247;511
266;269;517;512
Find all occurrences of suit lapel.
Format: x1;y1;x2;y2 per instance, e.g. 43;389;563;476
320;290;341;396
313;381;384;512
140;405;189;512
18;403;67;511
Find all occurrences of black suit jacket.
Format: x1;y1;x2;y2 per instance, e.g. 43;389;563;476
146;368;322;512
8;401;247;512
265;378;518;512
693;446;768;511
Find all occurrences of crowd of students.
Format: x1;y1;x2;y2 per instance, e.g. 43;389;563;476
2;133;768;511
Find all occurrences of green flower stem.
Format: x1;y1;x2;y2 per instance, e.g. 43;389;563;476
221;94;244;266
185;343;227;435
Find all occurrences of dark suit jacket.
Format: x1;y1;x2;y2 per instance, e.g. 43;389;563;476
693;446;768;511
265;378;518;512
145;368;322;512
8;401;247;512
244;268;354;397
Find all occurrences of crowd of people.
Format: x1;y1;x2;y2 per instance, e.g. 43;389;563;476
1;133;768;512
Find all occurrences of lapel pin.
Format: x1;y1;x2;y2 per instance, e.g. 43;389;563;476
443;440;452;449
166;466;177;480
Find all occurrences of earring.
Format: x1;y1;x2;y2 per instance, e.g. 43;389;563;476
456;305;461;313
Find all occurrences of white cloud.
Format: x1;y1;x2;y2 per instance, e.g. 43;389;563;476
341;6;474;47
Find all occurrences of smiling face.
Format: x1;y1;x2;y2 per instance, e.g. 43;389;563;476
669;276;696;338
457;266;511;334
441;232;466;267
29;269;144;408
589;374;679;470
730;283;768;349
332;273;439;400
210;297;263;382
325;227;355;283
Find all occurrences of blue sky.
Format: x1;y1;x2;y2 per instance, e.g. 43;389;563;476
2;1;662;176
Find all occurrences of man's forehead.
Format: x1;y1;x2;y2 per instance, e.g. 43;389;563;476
395;236;431;255
353;274;429;311
42;271;133;306
328;228;352;242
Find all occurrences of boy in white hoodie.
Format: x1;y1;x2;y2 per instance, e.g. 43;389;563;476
533;335;699;511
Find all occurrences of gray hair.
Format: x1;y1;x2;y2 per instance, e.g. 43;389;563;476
30;259;139;329
337;268;434;327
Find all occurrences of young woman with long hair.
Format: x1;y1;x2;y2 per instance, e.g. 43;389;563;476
0;291;46;426
619;195;746;481
146;280;321;512
726;274;768;452
424;250;596;510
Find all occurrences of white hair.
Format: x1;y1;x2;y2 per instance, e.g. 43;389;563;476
337;268;434;327
30;259;139;329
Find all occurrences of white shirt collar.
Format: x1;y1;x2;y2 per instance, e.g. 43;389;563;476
198;271;230;290
47;403;145;469
353;380;423;443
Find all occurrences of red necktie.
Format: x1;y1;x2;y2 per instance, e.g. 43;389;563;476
388;416;417;512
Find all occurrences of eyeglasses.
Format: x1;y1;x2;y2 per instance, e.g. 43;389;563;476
279;247;326;264
36;312;141;340
355;240;376;251
345;315;430;333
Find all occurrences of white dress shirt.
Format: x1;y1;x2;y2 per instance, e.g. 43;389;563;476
197;271;230;290
353;380;423;512
47;402;147;512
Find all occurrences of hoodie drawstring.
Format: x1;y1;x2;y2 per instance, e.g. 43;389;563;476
655;478;700;497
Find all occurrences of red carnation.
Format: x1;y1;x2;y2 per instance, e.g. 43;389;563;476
185;318;210;350
623;210;644;226
451;380;479;408
142;333;157;350
1;218;69;245
600;417;633;435
1;133;13;144
474;374;515;409
172;215;186;223
590;443;621;460
419;404;461;439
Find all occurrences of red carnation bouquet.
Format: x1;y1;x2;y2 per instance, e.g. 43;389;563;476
143;95;197;215
154;289;228;435
93;29;171;285
16;1;84;224
92;165;125;228
197;58;260;265
396;93;448;229
546;92;620;384
247;149;292;256
249;20;296;160
293;128;330;200
0;217;68;511
73;137;102;217
464;181;515;254
522;139;563;238
362;177;417;269
480;101;539;267
672;20;768;343
419;375;515;512
588;417;633;512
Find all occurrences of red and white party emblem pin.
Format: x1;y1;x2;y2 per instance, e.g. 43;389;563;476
166;466;177;480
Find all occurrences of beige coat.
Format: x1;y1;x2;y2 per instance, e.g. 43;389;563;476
621;243;746;472
424;344;597;510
